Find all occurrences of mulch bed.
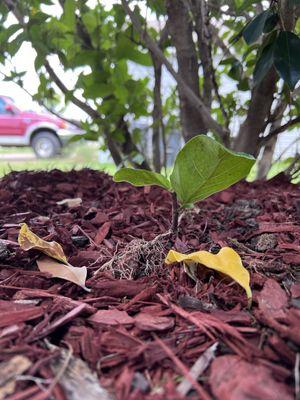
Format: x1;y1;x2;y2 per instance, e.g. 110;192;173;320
0;169;299;400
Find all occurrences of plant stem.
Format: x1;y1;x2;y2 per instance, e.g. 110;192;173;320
171;192;179;235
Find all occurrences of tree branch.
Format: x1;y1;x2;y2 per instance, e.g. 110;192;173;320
44;60;100;120
260;116;300;144
0;69;81;128
121;0;228;140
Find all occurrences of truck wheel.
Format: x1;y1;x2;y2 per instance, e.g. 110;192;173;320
31;131;62;158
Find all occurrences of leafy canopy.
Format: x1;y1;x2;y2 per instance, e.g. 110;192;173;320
114;135;255;207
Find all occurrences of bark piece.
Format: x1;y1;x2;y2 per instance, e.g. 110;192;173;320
209;355;293;400
95;222;111;245
88;309;134;326
134;313;174;331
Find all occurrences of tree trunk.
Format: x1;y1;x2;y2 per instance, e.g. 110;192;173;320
165;0;207;142
233;69;277;155
190;0;213;108
234;0;295;157
256;135;278;180
117;117;151;170
151;53;163;172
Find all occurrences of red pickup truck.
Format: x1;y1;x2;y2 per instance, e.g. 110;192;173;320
0;95;81;158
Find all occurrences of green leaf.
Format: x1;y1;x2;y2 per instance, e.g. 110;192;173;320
63;0;76;30
274;31;300;90
170;135;255;206
243;10;272;45
115;35;152;66
113;168;171;190
228;59;243;81
253;42;275;85
263;13;279;33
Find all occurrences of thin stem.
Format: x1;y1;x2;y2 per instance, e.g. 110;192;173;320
171;192;179;234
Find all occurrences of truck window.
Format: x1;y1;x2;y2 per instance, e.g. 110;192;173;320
0;98;8;114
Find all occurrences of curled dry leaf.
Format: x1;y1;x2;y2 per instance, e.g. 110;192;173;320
57;198;82;208
165;247;252;301
18;223;68;264
37;256;90;292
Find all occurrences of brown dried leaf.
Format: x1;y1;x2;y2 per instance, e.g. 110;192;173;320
18;223;68;264
36;256;90;292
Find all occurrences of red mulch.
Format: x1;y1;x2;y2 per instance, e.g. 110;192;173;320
0;169;299;400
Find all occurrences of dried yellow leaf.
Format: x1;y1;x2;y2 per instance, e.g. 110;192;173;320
37;256;90;292
18;223;68;264
165;247;252;300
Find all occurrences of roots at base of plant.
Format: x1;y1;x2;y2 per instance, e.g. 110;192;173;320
94;232;173;279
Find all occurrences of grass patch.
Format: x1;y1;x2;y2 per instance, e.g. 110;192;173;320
0;142;116;177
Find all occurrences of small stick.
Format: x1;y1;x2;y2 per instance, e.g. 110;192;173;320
74;224;99;248
177;342;218;397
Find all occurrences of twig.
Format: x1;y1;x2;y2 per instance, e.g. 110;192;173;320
260;116;300;144
0;70;81;128
153;334;212;400
73;224;99;248
177;342;218;397
29;346;73;400
48;346;73;393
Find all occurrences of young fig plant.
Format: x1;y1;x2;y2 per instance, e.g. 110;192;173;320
114;135;255;231
114;135;255;303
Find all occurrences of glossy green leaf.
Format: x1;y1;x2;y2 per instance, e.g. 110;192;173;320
274;31;300;90
170;136;255;206
253;42;275;85
243;10;271;44
114;168;171;190
263;13;279;33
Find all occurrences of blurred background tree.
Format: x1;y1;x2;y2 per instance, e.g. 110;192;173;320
0;0;299;178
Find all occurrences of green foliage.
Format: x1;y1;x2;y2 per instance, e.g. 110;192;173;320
274;32;300;90
114;168;171;190
253;42;275;84
114;136;255;207
0;0;299;170
268;157;300;184
243;10;272;44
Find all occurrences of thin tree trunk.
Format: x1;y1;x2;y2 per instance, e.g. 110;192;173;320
256;135;278;180
165;0;208;142
190;0;213;108
233;69;277;155
234;0;295;156
117;117;151;170
151;53;163;172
